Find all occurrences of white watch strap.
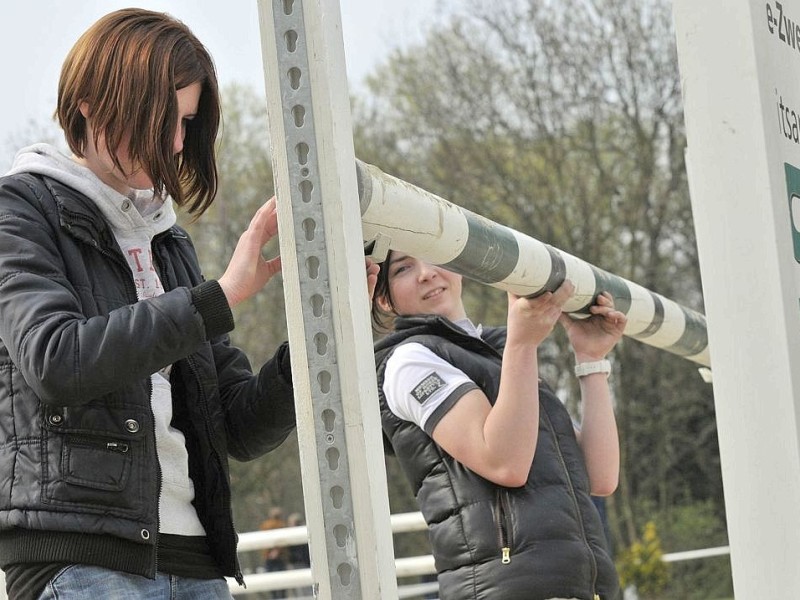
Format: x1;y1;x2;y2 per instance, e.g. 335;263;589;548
574;359;611;378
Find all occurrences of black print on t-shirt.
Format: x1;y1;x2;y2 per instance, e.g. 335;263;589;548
411;372;446;404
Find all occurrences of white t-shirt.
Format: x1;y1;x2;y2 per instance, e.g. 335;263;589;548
382;319;483;435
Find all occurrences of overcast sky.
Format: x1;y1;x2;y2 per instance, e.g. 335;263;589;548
0;1;446;171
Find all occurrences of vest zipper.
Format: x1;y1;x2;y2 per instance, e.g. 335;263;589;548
541;409;599;597
495;489;513;564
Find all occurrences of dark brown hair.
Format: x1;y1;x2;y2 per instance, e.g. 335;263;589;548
57;8;220;215
371;249;396;332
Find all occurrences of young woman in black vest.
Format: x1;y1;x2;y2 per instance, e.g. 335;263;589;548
372;250;624;600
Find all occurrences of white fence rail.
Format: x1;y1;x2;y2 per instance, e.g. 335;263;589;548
662;545;731;563
0;511;730;600
229;512;431;596
227;511;731;597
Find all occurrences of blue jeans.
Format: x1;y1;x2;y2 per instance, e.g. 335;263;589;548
38;565;233;600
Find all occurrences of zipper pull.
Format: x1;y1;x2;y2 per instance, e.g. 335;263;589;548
501;547;511;564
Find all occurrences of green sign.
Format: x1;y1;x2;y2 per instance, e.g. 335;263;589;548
785;163;800;262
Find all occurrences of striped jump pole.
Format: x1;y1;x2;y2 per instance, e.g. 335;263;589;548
356;160;710;368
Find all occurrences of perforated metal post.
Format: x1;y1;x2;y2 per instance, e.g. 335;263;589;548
256;0;398;598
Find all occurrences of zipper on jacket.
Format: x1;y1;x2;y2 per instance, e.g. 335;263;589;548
541;409;600;597
68;435;130;454
105;441;129;453
145;375;163;579
495;489;513;564
65;203;164;577
87;233;161;576
186;355;245;585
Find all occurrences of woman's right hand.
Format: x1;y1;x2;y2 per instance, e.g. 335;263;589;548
506;280;575;347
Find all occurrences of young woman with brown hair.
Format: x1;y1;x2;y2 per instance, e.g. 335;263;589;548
0;9;294;599
372;250;624;600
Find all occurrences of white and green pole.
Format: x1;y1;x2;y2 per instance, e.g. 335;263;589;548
357;161;711;368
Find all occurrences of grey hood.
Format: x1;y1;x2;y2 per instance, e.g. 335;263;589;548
6;143;176;236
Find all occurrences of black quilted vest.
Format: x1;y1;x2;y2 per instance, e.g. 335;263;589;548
375;315;620;600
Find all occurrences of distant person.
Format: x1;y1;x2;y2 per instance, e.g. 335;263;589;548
260;507;289;598
371;251;624;599
285;513;311;598
286;513;311;571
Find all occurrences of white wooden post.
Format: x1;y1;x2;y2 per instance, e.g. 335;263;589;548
673;0;800;593
256;0;398;597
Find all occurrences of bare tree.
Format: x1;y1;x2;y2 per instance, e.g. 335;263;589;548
355;0;728;592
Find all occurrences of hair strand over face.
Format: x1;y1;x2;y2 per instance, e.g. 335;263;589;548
57;8;221;215
371;249;396;332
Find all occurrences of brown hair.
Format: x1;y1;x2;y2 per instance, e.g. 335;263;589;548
371;249;396;332
57;8;220;215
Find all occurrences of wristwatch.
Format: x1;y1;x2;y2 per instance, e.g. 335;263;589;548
574;359;611;378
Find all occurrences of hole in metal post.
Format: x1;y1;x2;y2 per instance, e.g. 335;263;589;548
317;369;331;393
338;563;353;586
299;179;313;203
285;29;298;51
292;105;305;127
333;524;348;547
314;331;328;355
306;255;319;279
295;142;309;165
288;67;302;89
330;485;344;508
303;217;316;241
322;408;336;432
283;0;294;15
326;447;340;470
311;293;324;316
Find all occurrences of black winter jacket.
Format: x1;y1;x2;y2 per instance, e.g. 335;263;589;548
0;173;296;582
375;315;620;600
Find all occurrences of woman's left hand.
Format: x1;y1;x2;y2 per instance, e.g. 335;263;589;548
366;258;379;301
218;196;282;308
558;291;627;362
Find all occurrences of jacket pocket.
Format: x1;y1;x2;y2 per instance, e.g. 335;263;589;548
42;432;145;515
41;405;148;516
